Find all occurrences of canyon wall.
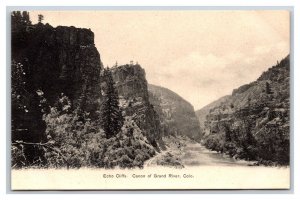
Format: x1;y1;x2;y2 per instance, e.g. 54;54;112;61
148;84;202;141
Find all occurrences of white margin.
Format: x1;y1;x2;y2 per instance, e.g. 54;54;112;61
1;0;299;199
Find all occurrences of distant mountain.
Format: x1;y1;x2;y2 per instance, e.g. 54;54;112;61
148;84;202;141
195;95;230;127
202;55;290;165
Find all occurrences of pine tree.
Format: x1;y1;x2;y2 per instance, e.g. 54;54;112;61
266;82;272;94
100;68;124;138
38;14;44;24
21;11;31;25
11;11;32;48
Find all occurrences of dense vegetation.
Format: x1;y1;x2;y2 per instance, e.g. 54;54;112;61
12;76;156;169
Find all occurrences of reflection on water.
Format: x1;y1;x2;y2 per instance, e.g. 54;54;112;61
182;143;253;167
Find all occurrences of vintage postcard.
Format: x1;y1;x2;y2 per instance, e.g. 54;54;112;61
10;10;290;190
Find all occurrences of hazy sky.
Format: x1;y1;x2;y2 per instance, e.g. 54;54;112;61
29;10;290;110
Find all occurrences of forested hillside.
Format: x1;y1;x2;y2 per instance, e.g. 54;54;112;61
201;55;290;165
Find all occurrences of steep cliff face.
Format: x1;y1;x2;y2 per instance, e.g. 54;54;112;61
204;56;290;135
110;64;161;147
12;23;102;113
12;22;103;144
196;95;230;127
148;84;202;141
202;55;290;164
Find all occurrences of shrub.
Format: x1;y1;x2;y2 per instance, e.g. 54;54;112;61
255;124;289;165
12;93;157;169
11;145;27;168
203;133;226;153
99;117;156;169
156;152;184;168
42;94;104;168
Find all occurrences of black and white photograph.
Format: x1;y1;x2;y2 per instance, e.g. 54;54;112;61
10;9;291;190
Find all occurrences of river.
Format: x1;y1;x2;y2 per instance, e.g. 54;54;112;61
181;142;253;167
145;138;254;167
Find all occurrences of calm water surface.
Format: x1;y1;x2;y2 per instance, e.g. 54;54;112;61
181;142;253;167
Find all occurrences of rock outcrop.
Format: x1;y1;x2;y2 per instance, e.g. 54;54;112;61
12;23;102;114
110;64;162;147
148;84;202;141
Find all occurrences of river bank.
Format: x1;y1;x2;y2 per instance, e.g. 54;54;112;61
147;136;264;168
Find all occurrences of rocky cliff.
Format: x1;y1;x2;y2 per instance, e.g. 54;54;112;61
11;22;103;144
148;84;202;141
110;64;162;147
12;23;102;114
202;55;290;164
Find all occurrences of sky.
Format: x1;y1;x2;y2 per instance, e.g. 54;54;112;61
29;10;290;110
